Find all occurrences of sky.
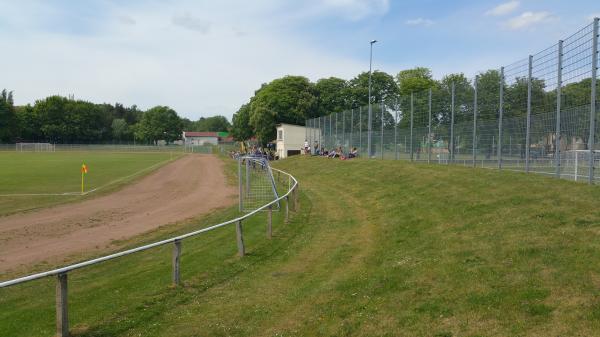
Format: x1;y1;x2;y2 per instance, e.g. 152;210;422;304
0;0;598;120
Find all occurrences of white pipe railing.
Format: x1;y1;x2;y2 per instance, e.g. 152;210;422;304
0;165;299;337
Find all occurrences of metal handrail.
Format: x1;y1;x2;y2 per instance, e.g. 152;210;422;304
0;166;298;288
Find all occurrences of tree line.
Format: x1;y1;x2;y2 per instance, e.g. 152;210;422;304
0;91;231;144
231;67;594;148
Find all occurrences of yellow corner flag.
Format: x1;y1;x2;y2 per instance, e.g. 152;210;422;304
81;164;88;194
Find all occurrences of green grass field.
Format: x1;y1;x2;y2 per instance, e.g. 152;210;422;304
3;156;600;336
0;151;180;216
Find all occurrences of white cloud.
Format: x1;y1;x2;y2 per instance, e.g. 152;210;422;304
312;0;390;21
0;1;369;120
405;18;434;27
506;11;554;30
485;1;519;16
117;15;136;25
172;12;210;33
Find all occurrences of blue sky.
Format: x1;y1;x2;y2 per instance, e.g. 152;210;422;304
0;0;598;120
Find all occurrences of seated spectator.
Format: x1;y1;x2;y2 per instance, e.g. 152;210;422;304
328;148;337;158
348;147;358;158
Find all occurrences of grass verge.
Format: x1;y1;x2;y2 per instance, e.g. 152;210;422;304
3;156;600;336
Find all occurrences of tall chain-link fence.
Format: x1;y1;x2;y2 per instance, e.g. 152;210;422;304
306;18;600;183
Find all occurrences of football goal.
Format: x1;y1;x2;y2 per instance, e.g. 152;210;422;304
238;155;280;212
15;143;56;152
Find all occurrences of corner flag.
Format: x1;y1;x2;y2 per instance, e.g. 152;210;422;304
81;164;88;194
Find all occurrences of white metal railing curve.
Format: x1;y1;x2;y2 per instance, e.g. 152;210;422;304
0;165;299;337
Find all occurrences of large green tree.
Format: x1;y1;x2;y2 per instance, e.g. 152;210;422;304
314;77;349;116
194;115;231;132
231;103;253;141
0;89;17;142
135;106;183;143
249;76;317;144
396;67;435;95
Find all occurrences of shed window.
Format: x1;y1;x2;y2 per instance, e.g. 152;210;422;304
278;130;283;140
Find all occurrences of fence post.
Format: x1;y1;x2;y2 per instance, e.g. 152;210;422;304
555;40;564;178
56;273;68;337
267;205;272;239
359;106;362;154
331;115;333;149
368;98;373;158
285;196;289;223
294;184;299;211
450;82;455;164
473;75;478;167
342;110;346;147
238;159;243;212
381;100;384;159
236;220;245;256
395;98;398;160
526;55;533;173
588;17;599;184
245;159;250;197
172;239;181;286
410;92;414;161
350;108;354;149
335;112;338;146
498;67;505;170
428;88;432;164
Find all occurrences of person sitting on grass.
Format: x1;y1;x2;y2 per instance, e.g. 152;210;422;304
327;147;337;158
348;147;358;159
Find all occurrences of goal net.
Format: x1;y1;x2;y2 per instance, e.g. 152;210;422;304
16;143;55;152
238;155;280;212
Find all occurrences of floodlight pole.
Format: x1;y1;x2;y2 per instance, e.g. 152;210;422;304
368;39;377;158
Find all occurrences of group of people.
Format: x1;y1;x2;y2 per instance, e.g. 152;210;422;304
304;140;358;160
229;145;276;161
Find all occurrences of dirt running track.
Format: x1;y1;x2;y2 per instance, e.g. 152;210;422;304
0;154;236;275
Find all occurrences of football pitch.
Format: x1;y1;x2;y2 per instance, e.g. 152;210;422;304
0;151;180;216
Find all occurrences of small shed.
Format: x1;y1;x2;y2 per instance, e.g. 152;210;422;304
275;123;308;159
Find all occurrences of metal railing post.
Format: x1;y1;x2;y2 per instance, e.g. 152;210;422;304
172;239;181;286
450;82;455;164
267;205;272;239
555;40;564;178
473;75;478;167
236;220;245;257
56;273;68;337
285;196;289;223
428;88;432;164
294;184;299;211
410;92;414;161
498;67;505;170
526;55;533;173
589;18;599;184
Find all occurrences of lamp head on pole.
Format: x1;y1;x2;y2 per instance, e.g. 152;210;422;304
370;39;377;44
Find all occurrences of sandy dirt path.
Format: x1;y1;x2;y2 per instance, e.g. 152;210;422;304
0;154;236;275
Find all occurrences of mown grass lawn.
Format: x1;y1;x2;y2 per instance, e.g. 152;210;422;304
0;151;179;216
3;156;600;336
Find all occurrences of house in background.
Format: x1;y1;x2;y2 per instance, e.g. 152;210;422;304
182;131;219;145
275;123;309;159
